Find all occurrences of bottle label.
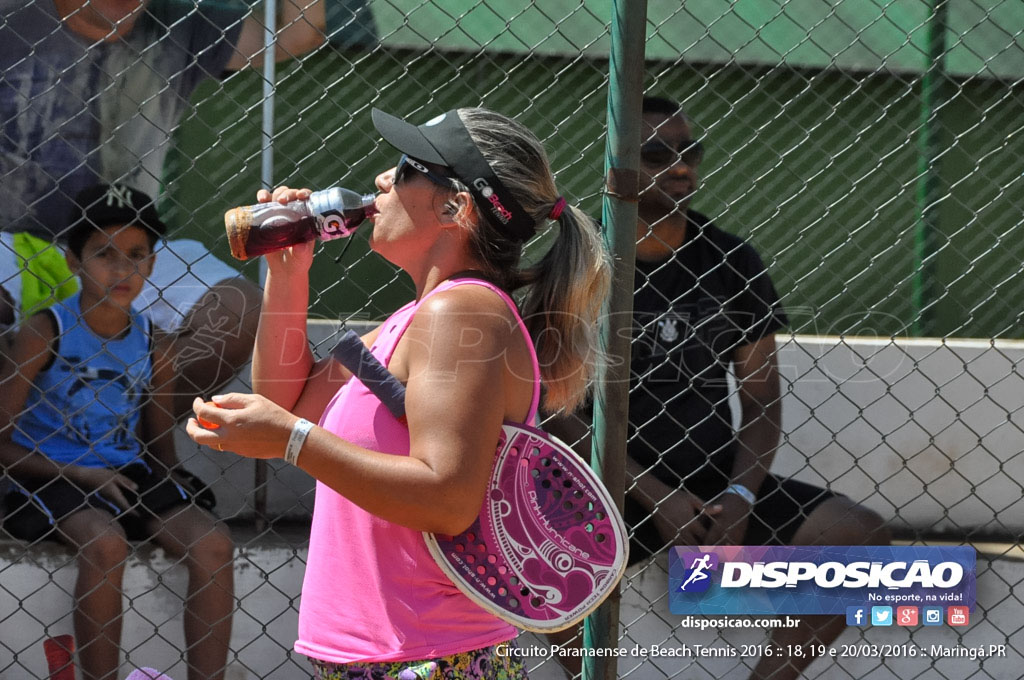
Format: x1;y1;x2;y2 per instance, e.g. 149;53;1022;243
319;209;361;241
246;204;305;229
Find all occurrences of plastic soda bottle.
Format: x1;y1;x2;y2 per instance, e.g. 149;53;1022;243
224;188;377;260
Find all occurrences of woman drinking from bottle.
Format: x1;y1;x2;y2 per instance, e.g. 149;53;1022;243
186;106;610;678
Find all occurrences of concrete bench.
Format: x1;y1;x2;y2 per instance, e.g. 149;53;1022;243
4;535;1019;680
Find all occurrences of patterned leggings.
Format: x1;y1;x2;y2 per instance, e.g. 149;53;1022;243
311;643;528;680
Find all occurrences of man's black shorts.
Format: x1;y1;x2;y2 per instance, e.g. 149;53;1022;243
3;461;193;542
625;468;837;566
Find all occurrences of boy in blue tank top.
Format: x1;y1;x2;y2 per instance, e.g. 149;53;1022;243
0;184;235;680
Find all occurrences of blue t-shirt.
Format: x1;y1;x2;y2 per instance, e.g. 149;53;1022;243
0;0;245;237
13;294;154;468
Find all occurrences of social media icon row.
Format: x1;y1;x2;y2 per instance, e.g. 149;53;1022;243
846;606;969;627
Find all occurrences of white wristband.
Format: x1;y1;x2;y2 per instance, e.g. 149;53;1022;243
285;418;314;466
724;483;757;505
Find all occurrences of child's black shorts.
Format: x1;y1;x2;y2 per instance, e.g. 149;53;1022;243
2;461;194;542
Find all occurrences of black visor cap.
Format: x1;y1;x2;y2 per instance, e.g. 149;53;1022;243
371;108;536;241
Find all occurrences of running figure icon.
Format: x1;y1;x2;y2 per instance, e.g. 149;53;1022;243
681;554;715;591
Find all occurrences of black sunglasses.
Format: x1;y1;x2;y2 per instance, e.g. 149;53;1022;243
394;154;458;189
640;139;704;168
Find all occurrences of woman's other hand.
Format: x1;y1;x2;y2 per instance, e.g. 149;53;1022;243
187;393;298;460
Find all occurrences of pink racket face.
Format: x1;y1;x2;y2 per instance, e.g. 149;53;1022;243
425;423;628;632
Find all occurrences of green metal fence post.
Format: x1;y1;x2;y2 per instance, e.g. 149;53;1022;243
583;1;647;678
911;0;948;337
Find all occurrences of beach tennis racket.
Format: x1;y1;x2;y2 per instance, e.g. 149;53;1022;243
332;331;628;632
125;668;175;680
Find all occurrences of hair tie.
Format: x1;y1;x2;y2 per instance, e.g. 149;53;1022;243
548;196;566;220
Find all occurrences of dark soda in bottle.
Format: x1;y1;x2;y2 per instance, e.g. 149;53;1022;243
225;188;377;260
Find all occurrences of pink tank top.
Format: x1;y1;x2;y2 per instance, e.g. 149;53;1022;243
295;279;541;663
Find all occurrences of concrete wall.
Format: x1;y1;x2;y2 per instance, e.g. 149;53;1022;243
189;325;1024;534
168;320;376;522
772;335;1024;535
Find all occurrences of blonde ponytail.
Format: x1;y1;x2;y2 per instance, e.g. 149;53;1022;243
456;108;611;413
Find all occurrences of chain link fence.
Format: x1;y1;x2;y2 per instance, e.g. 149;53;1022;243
1;0;1022;678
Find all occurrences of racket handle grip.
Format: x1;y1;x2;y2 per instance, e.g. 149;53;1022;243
330;330;407;420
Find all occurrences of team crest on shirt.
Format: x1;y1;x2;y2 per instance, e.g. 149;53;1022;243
658;317;681;344
636;301;732;384
651;309;690;352
637;309;692;383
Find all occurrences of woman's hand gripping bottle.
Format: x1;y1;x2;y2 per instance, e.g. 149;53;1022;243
225;188;376;260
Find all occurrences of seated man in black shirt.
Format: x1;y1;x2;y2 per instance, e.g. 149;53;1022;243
546;96;889;680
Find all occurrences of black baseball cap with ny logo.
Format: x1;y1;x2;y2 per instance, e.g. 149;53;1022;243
67;183;167;243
